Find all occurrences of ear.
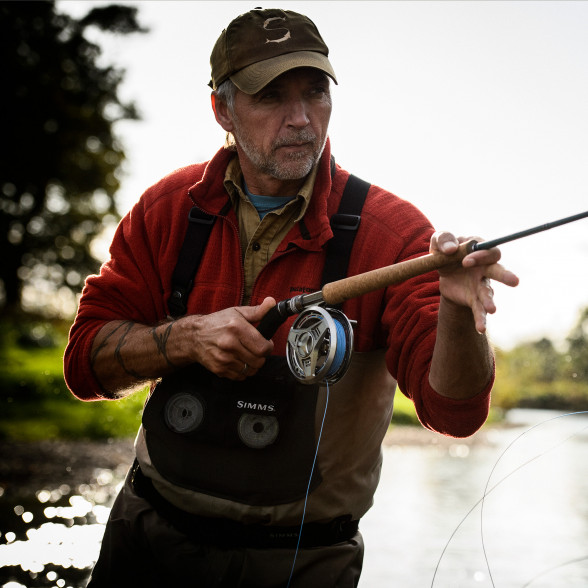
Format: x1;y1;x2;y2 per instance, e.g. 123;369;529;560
211;92;235;132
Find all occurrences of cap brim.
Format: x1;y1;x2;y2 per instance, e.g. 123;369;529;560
230;51;337;94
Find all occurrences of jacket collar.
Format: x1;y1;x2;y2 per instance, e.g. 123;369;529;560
188;139;336;252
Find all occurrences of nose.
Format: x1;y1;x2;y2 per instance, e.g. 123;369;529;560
284;98;310;128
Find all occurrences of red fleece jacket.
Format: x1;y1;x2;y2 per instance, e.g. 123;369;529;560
64;142;491;437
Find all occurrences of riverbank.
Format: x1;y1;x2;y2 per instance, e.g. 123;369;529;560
0;438;135;499
0;424;498;498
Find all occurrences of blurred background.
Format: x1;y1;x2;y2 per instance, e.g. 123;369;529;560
1;2;588;587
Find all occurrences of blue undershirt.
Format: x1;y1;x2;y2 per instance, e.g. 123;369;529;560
243;182;296;219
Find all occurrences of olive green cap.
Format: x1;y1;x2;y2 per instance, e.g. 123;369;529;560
209;8;337;94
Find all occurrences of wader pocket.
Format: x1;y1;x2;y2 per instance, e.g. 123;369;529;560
142;357;322;505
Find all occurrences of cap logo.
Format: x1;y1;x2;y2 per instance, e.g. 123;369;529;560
263;17;291;44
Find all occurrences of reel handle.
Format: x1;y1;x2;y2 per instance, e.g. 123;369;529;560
322;239;478;306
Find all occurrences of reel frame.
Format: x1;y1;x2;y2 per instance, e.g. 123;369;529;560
286;305;354;385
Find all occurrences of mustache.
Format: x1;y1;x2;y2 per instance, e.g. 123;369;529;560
273;130;317;148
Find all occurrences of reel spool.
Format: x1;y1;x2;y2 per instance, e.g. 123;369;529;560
286;306;354;385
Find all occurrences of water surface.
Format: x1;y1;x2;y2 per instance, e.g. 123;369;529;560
1;409;587;587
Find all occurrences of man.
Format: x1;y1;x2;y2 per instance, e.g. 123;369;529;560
64;8;518;587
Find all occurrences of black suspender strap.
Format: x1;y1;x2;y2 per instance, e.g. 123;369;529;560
320;174;371;288
167;207;217;318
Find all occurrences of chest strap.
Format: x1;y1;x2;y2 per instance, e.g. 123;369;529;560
321;174;370;288
167;201;230;318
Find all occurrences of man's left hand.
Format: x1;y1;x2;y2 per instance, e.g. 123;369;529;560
430;231;520;334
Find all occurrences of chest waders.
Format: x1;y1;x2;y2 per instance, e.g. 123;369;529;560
142;174;370;506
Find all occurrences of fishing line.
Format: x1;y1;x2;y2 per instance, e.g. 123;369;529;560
520;554;588;588
327;317;348;378
285;382;330;588
430;411;588;588
480;411;588;587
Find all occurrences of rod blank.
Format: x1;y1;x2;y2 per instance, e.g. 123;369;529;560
473;210;588;251
257;209;588;337
323;210;588;305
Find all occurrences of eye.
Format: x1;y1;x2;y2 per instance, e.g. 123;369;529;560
307;84;329;100
257;89;281;102
307;76;330;98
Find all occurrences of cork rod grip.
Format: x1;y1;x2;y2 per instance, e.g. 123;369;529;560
321;240;477;306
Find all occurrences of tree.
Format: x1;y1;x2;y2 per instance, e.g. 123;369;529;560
0;1;146;318
565;306;588;382
500;336;562;384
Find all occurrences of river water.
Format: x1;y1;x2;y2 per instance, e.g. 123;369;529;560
1;409;588;587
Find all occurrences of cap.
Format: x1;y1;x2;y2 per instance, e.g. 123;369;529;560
209;8;337;94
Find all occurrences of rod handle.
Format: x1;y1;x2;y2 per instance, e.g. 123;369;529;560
256;300;292;339
322;239;478;306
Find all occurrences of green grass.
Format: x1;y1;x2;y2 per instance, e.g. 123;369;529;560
391;391;419;426
0;322;147;441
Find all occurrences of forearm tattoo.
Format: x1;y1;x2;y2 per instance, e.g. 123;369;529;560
150;321;178;368
90;320;146;382
91;320;178;387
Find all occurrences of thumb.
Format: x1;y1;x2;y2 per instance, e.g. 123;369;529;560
239;297;277;324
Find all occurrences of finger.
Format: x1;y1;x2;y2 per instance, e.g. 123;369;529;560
477;278;496;315
430;231;459;254
238;345;270;370
483;263;520;287
213;328;271;369
233;299;276;350
471;297;488;334
462;246;502;267
232;360;253;381
231;354;269;380
209;348;265;380
236;297;276;324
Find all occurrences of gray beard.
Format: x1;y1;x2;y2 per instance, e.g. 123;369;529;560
234;126;326;181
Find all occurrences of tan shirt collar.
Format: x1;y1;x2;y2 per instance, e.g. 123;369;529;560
223;156;318;221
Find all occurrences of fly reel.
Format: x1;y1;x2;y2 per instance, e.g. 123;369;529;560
286;306;354;385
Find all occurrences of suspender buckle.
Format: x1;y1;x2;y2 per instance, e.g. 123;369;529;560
188;208;215;225
330;213;361;231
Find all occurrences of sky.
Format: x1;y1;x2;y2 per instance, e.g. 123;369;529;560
59;0;588;350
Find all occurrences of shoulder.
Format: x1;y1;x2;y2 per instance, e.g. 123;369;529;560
329;169;434;272
140;162;208;212
363;182;433;236
332;164;434;250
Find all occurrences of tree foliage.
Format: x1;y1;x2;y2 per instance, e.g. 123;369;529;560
493;306;588;410
565;306;588;381
0;1;146;317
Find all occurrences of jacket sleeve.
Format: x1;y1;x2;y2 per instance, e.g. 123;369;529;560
63;194;172;401
351;186;492;437
383;212;492;438
383;264;493;438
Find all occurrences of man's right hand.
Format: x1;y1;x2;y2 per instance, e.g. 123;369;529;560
174;297;276;380
90;297;276;398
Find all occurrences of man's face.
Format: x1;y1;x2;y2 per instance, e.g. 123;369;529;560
228;68;332;189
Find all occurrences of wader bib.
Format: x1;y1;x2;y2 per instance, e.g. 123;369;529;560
142;174;370;506
142;358;321;505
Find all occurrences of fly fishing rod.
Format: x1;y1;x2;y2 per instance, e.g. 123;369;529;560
258;210;588;384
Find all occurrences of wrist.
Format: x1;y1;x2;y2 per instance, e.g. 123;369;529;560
163;315;202;367
439;295;476;331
